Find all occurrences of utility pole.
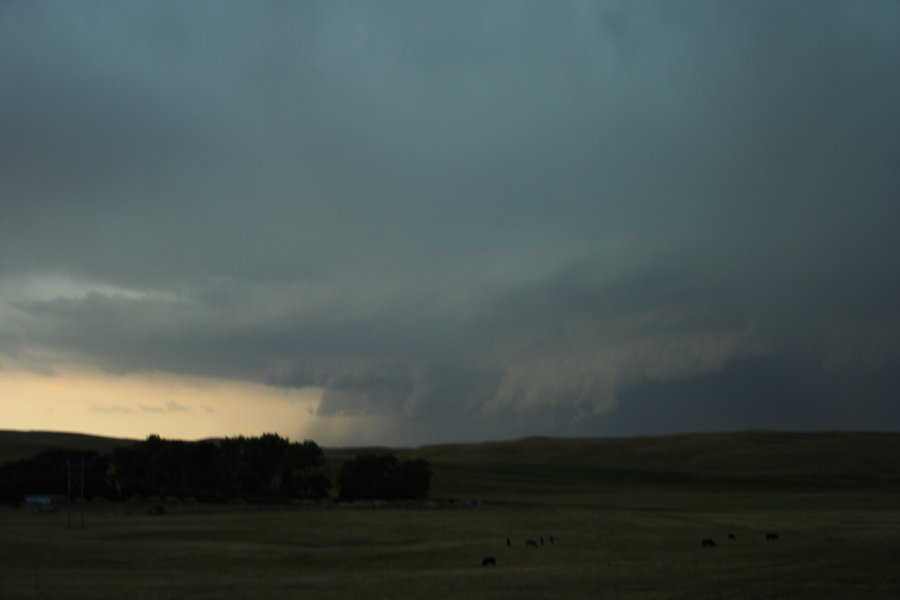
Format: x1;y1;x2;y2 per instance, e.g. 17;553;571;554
80;458;85;528
66;459;72;529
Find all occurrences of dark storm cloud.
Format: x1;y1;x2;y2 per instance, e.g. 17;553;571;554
1;1;898;441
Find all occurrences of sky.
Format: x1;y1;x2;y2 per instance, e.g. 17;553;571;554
1;1;898;447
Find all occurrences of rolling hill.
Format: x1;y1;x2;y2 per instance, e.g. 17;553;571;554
408;431;900;500
4;429;899;494
0;430;137;465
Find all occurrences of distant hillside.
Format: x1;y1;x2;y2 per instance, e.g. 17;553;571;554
0;430;137;464
4;429;900;499
408;431;900;497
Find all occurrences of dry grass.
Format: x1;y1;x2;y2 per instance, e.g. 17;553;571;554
3;431;900;598
2;493;899;599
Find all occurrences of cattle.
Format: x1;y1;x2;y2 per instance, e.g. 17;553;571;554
506;537;511;547
766;532;779;541
701;538;716;548
540;537;544;546
482;556;497;567
728;533;736;541
147;506;165;516
549;536;555;544
526;539;539;548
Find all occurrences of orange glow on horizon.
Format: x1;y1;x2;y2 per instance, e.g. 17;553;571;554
0;366;323;442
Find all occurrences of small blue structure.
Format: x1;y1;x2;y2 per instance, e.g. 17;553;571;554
25;495;57;511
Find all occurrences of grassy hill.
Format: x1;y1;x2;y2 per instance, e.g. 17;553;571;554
409;431;900;498
0;430;137;464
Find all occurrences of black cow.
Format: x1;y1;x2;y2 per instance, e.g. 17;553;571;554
701;538;716;548
766;532;779;541
506;537;511;547
526;539;539;548
482;556;497;567
728;533;736;541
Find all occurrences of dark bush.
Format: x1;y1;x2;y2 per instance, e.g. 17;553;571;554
338;453;431;501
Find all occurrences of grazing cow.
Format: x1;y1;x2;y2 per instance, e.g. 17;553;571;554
526;539;539;548
728;533;736;541
701;538;716;548
482;556;496;567
766;532;779;541
549;536;555;545
540;537;544;546
506;537;511;547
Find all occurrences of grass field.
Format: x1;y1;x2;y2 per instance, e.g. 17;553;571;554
2;431;899;599
2;495;899;599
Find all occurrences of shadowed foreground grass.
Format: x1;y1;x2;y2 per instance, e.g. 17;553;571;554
2;494;899;600
3;432;899;598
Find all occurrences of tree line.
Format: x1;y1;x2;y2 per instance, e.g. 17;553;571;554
0;434;431;504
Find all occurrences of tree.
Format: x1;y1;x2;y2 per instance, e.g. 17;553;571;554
111;434;331;502
288;440;327;498
395;458;432;500
338;454;397;501
307;472;332;499
338;454;432;501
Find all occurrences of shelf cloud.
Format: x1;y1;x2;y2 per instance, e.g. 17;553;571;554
2;1;898;443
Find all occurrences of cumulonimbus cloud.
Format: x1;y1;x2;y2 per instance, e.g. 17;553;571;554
1;1;898;441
